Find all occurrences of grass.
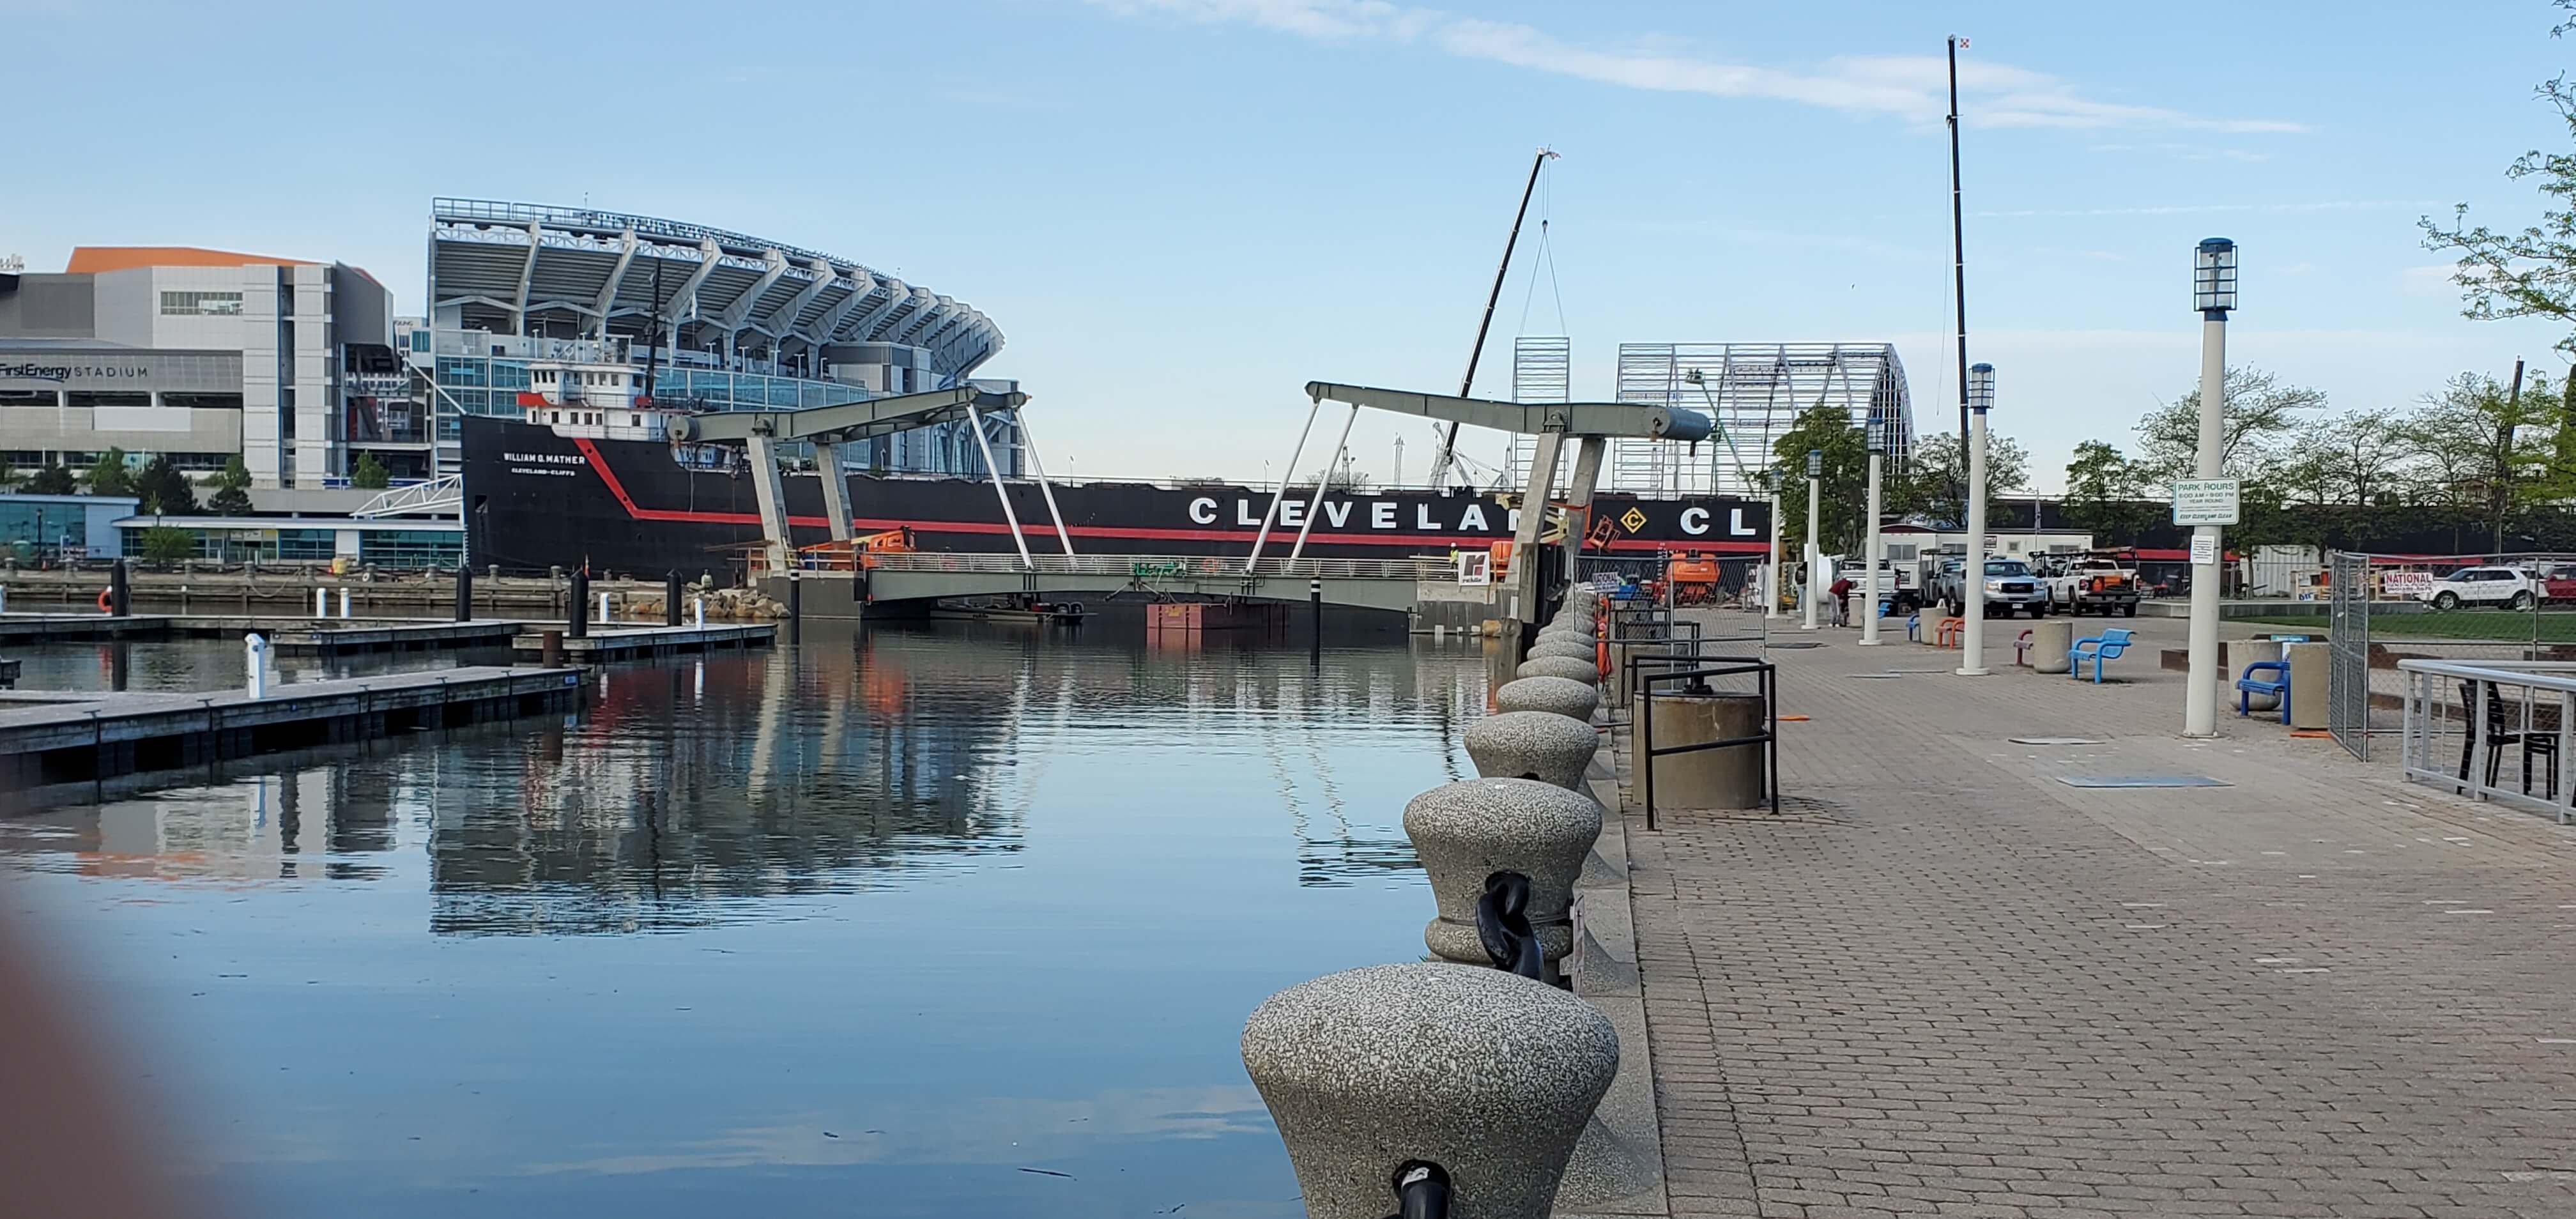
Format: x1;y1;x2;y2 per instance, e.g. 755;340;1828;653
2241;611;2576;643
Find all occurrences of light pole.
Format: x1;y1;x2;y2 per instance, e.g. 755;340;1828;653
1957;364;1995;676
1802;448;1822;631
1860;425;1886;645
2183;238;2237;737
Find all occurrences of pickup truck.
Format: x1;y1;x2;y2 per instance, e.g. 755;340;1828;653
1929;558;2050;617
2044;556;2142;617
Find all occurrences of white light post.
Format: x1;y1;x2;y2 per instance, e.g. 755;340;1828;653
2184;237;2237;737
1801;449;1822;631
1860;425;1886;645
1957;364;1995;677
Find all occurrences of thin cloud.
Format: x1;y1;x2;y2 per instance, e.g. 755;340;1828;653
1977;200;2441;218
1086;0;2306;134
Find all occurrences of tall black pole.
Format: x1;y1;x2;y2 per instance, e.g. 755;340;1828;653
1947;36;1972;456
643;257;664;404
1430;148;1556;488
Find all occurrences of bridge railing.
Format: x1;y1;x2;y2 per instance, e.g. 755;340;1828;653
864;553;1453;581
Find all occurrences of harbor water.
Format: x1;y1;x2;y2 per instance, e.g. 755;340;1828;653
0;620;1486;1218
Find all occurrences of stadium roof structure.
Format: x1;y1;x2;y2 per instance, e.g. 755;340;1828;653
1614;342;1913;497
427;198;1001;377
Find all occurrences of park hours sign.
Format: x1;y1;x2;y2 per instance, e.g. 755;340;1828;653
2170;479;2241;526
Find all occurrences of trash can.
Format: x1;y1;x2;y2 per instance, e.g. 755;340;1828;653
2031;618;2074;675
1643;692;1765;810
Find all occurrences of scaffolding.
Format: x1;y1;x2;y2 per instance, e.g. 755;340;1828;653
1612;342;1913;496
1506;336;1572;493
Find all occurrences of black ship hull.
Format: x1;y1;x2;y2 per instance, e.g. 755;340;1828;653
461;415;1774;575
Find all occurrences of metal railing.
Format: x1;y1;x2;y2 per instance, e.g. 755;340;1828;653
2396;657;2576;822
1637;656;1780;829
864;553;1453;581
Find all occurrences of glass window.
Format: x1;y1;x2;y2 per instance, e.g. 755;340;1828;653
66;392;150;409
160;393;245;410
160;291;245;316
358;529;462;569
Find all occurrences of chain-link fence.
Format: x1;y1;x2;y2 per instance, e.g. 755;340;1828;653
2312;551;2576;761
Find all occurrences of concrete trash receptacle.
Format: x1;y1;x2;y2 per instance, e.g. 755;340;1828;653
2284;641;2329;730
1642;692;1765;810
2236;638;2285;710
2030;618;2074;674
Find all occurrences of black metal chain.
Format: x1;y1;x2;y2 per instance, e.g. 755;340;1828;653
1386;1160;1451;1219
1475;871;1544;981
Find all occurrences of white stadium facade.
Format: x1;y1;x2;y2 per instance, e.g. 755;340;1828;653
418;198;1016;481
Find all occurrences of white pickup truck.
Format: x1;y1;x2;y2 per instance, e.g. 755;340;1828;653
2043;555;2142;617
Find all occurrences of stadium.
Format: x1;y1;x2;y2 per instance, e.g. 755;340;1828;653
415;198;1016;480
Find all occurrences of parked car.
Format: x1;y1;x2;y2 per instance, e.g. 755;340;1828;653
1929;558;2049;617
2042;554;2142;617
2419;566;2542;611
2540;564;2576;604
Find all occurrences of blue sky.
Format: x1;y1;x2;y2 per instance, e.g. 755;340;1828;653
12;0;2576;491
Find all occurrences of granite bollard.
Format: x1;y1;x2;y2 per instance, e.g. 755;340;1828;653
1494;675;1600;722
1517;655;1600;685
1241;963;1619;1219
1527;636;1598;664
1466;710;1598;791
1404;777;1602;968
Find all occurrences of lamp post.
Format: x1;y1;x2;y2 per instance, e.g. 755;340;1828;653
1860;425;1886;645
1957;364;1995;676
1802;448;1822;631
2183;237;2237;737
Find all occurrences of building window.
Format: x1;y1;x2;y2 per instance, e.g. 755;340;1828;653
358;529;462;569
66;392;151;410
160;290;245;316
0;390;55;408
1887;542;1919;562
160;393;245;410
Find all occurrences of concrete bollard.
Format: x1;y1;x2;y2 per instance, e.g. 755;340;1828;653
1495;675;1600;722
338;586;351;619
1528;636;1598;664
1466;710;1600;792
243;634;267;700
313;587;328;620
1241;963;1618;1219
1518;655;1600;686
2030;618;2074;675
1404;778;1602;969
1643;693;1765;810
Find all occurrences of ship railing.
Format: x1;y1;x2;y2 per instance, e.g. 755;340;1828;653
863;553;1453;581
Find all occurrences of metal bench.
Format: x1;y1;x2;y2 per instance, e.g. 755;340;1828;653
2068;627;2136;684
1934;616;1965;647
2235;659;2290;723
2014;628;2034;666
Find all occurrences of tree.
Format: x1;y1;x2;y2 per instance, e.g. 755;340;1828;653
2275;408;2416;507
137;525;195;565
2404;369;2559;549
1765;404;1873;555
86;447;132;497
208;455;254;516
2061;440;2157;538
134;455;198;516
2134;367;2325;481
350;452;390;490
22;463;75;495
1889;430;2029;530
2419;2;2576;355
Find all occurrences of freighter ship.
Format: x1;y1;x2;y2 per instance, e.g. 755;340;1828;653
459;411;1772;577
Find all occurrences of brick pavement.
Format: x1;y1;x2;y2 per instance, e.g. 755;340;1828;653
1623;610;2576;1218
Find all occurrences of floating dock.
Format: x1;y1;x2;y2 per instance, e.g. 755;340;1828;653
510;623;776;662
0;612;711;654
0;666;587;786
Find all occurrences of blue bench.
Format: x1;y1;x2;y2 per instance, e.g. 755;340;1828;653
2068;627;2136;684
1905;612;1922;642
2236;660;2290;723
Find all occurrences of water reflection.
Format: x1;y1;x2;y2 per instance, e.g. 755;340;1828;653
0;622;1491;1219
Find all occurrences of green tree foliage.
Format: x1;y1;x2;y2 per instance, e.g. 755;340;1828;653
1889;429;2029;530
2404;370;2557;549
2419;2;2576;355
350;452;390;490
1765;405;1873;555
137;525;196;564
134;455;199;516
23;464;75;495
2134;367;2325;480
208;456;254;516
86;447;133;497
2060;440;2158;537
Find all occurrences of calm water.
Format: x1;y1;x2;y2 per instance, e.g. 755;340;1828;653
0;622;1490;1218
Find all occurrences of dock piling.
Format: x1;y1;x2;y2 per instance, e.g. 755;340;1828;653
454;567;473;623
337;587;351;619
569;571;590;638
665;571;682;627
110;561;129;618
245;634;267;700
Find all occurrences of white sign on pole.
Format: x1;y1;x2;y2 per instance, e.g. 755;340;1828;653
2171;479;2241;526
2189;535;2220;567
1456;551;1491;586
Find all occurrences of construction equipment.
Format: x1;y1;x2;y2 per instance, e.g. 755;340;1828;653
1668;551;1722;606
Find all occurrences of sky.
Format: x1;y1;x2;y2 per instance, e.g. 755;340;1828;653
12;0;2576;492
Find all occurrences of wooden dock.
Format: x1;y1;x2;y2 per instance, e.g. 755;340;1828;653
0;613;180;644
510;623;776;661
0;666;587;786
0;612;543;654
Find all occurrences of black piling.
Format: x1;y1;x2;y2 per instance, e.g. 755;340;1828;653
110;560;130;617
665;571;683;627
569;571;590;639
1309;578;1323;666
454;565;474;623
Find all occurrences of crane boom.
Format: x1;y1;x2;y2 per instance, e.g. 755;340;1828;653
1425;148;1556;488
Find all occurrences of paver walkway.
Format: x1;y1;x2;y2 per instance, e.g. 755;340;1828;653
1628;611;2576;1218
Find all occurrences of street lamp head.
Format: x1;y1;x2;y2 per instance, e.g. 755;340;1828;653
1806;448;1822;479
1967;363;1996;415
2193;237;2238;315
